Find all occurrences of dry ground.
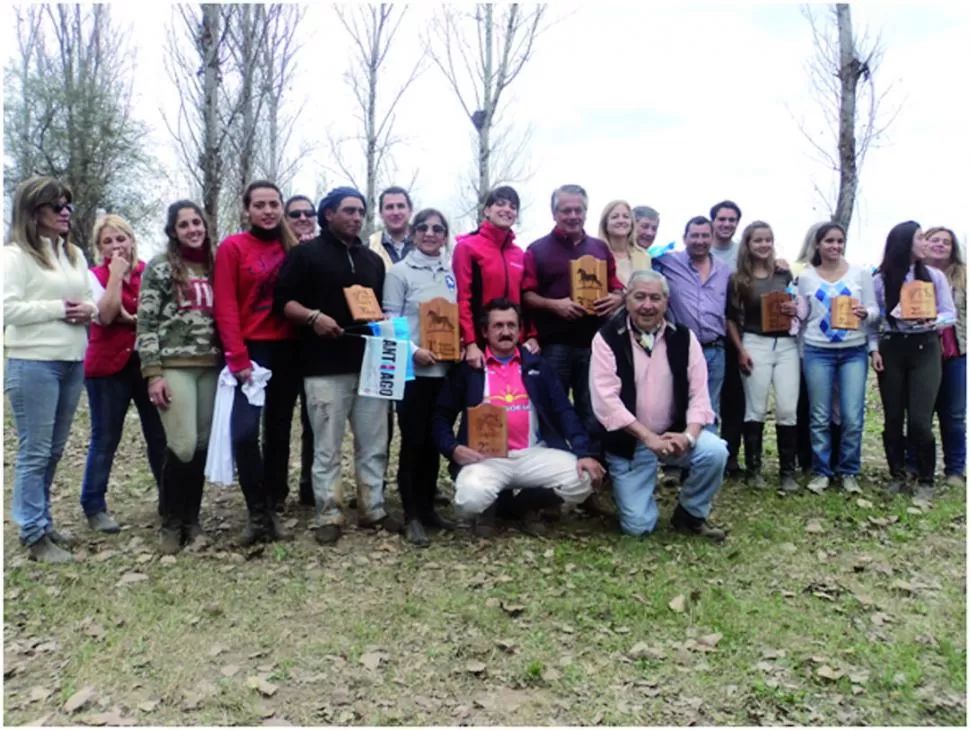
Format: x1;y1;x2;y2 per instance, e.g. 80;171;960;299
3;384;966;726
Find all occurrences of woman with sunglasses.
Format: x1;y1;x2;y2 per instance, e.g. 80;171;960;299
383;209;458;547
283;194;318;507
137;200;221;554
4;176;96;562
213;180;300;544
81;214;166;533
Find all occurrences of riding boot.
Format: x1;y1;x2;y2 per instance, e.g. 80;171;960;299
743;421;767;489
883;430;907;494
182;449;207;542
776;425;799;492
159;449;187;554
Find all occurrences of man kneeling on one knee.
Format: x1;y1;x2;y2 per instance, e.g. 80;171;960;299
590;270;728;541
432;298;605;533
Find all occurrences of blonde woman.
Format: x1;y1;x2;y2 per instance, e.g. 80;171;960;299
598;200;650;285
81;214;166;533
3;176;97;562
920;227;966;487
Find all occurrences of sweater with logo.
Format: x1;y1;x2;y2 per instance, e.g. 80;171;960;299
135;253;221;378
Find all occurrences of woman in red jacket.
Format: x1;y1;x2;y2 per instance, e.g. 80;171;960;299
213;180;300;545
81;214;166;533
452;185;537;368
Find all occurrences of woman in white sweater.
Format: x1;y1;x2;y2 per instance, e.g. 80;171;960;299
796;222;880;495
3;176;97;563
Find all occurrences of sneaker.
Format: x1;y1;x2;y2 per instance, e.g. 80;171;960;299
885;474;908;496
746;473;769;490
405;519;430;548
518;511;549;539
87;512;121;534
267;512;292;541
314;524;342;545
841;475;862;494
913;485;934;503
28;535;74;563
779;474;799;492
944;474;965;489
671;518;728;543
806;475;830;494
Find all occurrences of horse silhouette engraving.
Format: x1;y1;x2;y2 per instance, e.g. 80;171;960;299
577;267;603;288
426;310;455;331
478;412;504;431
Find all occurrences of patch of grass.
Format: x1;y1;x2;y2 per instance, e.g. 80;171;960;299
3;381;967;726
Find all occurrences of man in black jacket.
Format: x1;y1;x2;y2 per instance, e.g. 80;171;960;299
275;187;402;545
432;298;604;536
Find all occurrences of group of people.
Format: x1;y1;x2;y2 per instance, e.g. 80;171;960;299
4;174;965;563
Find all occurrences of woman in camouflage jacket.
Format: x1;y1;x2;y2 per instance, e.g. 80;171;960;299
136;200;221;554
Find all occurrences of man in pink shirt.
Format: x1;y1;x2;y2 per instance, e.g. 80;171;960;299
432;299;604;536
590;270;728;541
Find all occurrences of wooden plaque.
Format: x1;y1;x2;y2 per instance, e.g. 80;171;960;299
899;280;937;320
467;403;508;459
570;255;608;314
830;296;859;330
343;285;384;321
761;291;792;333
420;297;460;361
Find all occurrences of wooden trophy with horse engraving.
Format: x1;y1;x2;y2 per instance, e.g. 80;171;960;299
570;255;608;314
344;285;384;321
467;403;508;459
419;297;460;361
899;281;937;320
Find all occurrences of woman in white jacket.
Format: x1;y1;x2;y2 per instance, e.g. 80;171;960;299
3;176;97;563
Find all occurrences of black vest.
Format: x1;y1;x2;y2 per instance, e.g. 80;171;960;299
597;310;690;460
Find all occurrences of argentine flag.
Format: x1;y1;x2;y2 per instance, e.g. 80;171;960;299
647;240;676;258
367;316;415;381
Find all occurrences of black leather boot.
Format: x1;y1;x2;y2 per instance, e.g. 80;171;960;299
776;425;799;492
182;449;207;545
743;421;767;489
882;430;907;495
159;449;187;554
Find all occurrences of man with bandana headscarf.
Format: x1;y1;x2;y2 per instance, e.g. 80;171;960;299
275;187;403;545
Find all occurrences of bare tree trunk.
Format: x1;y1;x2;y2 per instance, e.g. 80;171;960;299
477;5;494;217
833;3;859;231
200;4;222;240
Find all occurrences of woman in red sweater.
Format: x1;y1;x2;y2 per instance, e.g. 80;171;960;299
452;186;537;368
213;180;300;545
82;215;166;533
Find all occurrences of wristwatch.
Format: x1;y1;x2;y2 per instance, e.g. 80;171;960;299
682;431;697;449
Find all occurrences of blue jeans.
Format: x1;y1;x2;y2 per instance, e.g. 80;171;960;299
542;343;599;452
702;343;726;434
802;344;868;477
5;359;85;546
81;356;166;517
605;432;727;536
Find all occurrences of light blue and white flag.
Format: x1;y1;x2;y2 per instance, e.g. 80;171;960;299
366;316;415;381
358;334;410;401
647;240;676;258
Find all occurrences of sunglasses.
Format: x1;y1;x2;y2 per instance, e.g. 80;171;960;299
40;202;74;215
287;210;315;220
415;223;446;235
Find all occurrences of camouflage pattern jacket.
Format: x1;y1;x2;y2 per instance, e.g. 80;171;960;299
135;254;221;379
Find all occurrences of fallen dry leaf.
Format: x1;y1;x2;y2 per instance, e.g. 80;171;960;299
542;667;561;682
465;660;487;675
332;688;352;706
668;594;687;613
891;580;918;594
698;633;723;648
500;601;526;617
116;572;149;587
159;555;177;566
628;642;651;660
246;676;278;697
855;498;873;509
474;688;531;712
815;665;845;681
63;686;96;713
220;664;240;678
85;709;136;726
484;597;500;608
136;701;158;713
360;651;386;670
28;686;53;702
495;638;517;653
84;624;105;640
805;519;824;534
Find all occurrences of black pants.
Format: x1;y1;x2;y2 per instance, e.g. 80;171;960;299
297;385;314;503
397;377;445;520
721;338;744;466
231;339;301;513
878;332;942;484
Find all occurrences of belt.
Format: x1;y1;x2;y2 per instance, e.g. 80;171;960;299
701;337;725;348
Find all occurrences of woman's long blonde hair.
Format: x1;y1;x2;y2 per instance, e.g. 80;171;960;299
91;214;139;265
598;200;636;253
5;175;78;269
732;221;777;312
924;226;966;294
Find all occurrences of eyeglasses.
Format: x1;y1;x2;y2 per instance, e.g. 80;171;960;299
415;223;446;235
40;202;74;215
287;210;315;220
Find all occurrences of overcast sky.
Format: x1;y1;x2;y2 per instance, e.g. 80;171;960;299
3;1;969;265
